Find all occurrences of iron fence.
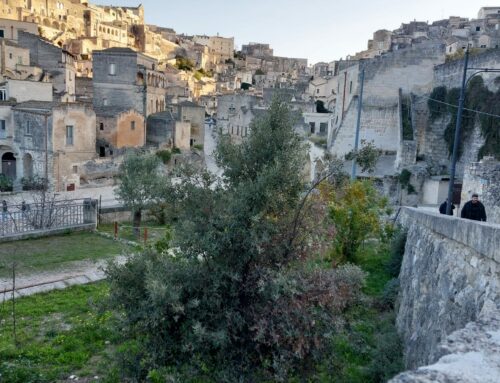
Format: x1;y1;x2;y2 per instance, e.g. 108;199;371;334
0;199;98;238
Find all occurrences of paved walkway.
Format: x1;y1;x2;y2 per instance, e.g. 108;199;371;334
0;255;127;300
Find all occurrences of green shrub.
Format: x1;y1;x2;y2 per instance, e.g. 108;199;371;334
172;147;181;154
386;228;407;278
365;317;403;381
106;100;366;381
193;144;204;151
0;174;13;192
156;149;172;164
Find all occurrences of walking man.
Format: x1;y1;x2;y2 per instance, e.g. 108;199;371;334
439;199;455;215
461;193;487;222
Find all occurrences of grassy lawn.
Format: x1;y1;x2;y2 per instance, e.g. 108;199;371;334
0;282;117;383
0;232;125;278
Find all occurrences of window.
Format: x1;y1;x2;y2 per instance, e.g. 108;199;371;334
131;121;135;130
319;122;328;133
99;122;104;130
0;119;5;139
316;88;320;94
72;165;78;174
25;121;31;135
108;63;116;75
17;56;22;64
349;81;353;93
476;26;480;32
0;30;4;38
66;125;74;145
103;98;108;106
309;122;315;134
8;53;12;59
0;88;6;100
481;45;487;48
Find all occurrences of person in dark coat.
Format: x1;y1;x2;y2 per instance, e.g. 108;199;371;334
461;193;487;222
439;199;455;215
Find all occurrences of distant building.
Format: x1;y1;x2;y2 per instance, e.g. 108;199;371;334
95;106;145;157
92;47;167;118
172;100;205;147
241;42;273;58
17;31;76;102
12;101;96;191
0;19;38;41
146;110;190;150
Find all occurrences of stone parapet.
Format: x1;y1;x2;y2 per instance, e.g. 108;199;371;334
395;207;500;371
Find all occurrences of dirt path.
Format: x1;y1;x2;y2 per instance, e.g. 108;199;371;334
0;255;127;299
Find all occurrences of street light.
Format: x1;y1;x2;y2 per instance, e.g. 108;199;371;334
445;48;500;215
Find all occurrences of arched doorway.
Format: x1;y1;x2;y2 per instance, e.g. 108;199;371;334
23;153;33;179
1;152;16;180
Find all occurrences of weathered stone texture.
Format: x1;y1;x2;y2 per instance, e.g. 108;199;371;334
390;304;500;383
396;208;500;370
462;158;500;224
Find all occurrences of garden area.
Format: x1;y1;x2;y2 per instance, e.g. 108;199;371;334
0;232;124;279
1;100;406;382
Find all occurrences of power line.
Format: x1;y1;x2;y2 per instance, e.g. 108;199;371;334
421;95;500;120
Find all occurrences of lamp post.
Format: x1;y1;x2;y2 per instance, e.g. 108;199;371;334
446;48;500;215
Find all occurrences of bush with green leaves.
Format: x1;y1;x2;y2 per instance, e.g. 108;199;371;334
0;174;13;192
21;175;46;191
106;100;367;381
386;228;407;278
156;149;172;164
329;180;390;261
115;152;166;234
345;140;380;174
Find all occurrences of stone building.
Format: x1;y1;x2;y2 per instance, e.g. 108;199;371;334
173;101;205;147
95;106;145;157
92;47;166;118
241;42;273;58
192;34;234;68
12;101;96;191
0;78;52;103
146;110;190;150
17;31;76;101
0;18;38;41
0;39;31;78
216;93;265;142
0;79;53;189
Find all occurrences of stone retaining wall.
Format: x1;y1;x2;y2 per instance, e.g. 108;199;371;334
395;207;500;371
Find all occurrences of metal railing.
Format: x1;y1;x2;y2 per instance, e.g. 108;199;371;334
0;199;97;238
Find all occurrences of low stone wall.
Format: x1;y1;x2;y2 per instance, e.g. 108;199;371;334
395;208;500;370
0;224;96;243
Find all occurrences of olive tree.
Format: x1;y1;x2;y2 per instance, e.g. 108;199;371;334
115;152;164;235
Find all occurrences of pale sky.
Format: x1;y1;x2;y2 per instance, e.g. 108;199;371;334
95;0;486;64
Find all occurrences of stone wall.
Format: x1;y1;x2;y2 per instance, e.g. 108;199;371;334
461;158;500;224
330;41;445;159
396;208;500;370
413;50;500;176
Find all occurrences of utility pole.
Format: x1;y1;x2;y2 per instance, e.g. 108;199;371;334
351;67;365;180
446;48;469;215
44;114;49;192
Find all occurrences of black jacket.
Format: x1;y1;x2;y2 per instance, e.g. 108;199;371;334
439;201;455;215
461;201;487;222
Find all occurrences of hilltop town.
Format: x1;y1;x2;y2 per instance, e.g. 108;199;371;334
0;3;499;382
0;2;497;221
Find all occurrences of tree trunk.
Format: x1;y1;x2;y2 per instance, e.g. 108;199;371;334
133;209;142;238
